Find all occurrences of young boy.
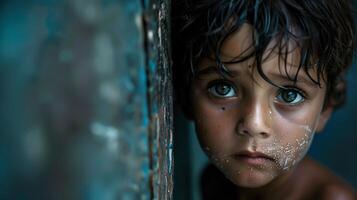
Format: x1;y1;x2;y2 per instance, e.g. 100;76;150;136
172;0;356;199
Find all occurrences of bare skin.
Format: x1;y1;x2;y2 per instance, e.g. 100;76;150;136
191;24;356;199
201;157;356;200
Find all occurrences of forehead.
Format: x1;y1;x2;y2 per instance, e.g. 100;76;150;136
219;23;255;61
197;23;320;85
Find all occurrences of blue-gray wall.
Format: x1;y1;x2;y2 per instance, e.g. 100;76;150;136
0;0;173;199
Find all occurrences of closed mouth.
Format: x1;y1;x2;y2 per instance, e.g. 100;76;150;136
234;151;275;162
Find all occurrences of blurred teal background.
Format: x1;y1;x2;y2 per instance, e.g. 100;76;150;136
0;0;153;199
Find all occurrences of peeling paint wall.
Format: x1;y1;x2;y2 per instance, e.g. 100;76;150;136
142;0;173;199
0;0;172;199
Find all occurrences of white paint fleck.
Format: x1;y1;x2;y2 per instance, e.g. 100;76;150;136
147;30;154;41
91;122;120;152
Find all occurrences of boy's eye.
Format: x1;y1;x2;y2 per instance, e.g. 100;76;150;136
276;88;304;105
208;81;237;98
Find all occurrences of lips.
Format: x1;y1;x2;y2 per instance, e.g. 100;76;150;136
233;151;275;165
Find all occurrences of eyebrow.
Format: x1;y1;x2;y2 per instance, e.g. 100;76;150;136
268;73;318;87
195;66;240;78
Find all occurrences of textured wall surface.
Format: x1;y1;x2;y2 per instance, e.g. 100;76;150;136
0;0;172;199
143;0;173;199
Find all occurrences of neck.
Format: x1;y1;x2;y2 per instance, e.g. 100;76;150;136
235;169;295;200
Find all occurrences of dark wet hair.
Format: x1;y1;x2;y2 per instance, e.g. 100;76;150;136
172;0;355;115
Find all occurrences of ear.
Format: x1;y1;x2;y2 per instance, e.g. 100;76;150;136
315;105;333;133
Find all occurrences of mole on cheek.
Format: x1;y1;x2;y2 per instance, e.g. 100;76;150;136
221;107;226;111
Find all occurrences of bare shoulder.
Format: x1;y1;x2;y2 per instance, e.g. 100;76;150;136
297;157;356;200
318;183;356;200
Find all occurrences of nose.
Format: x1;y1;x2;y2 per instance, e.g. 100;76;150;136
235;98;272;139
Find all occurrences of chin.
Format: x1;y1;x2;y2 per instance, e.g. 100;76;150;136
227;170;276;188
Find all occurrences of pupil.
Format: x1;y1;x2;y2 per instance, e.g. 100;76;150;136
283;90;297;102
216;84;230;95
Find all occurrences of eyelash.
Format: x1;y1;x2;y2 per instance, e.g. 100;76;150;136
206;79;308;106
207;79;237;98
275;87;307;105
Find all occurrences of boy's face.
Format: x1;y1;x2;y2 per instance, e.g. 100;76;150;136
191;24;332;188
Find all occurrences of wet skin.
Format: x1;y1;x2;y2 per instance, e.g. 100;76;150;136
190;24;333;191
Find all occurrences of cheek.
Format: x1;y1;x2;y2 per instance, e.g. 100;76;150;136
262;131;314;171
192;94;239;164
250;93;323;172
274;95;325;127
262;109;318;171
193;105;235;154
194;118;235;173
